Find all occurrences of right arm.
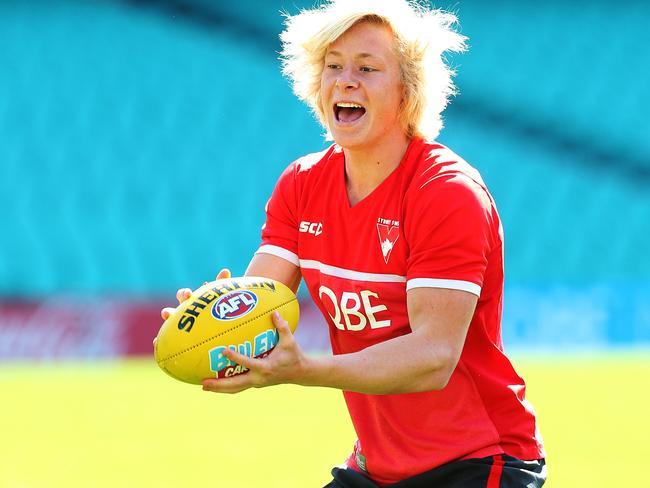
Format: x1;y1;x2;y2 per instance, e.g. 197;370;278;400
245;253;301;294
160;253;300;320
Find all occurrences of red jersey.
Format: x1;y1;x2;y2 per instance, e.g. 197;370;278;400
257;138;545;485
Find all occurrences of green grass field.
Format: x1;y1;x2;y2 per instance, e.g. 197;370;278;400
1;353;648;487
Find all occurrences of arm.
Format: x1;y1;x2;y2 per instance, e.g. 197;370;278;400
245;253;302;294
203;286;477;395
302;287;477;394
160;253;300;321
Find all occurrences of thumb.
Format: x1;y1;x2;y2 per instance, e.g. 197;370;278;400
272;311;294;339
216;268;232;280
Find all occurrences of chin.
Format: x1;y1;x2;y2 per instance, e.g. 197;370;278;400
330;129;369;150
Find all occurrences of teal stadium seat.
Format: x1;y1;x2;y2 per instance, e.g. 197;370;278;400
456;0;650;164
440;108;650;283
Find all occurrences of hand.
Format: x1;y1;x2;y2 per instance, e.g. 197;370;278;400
159;268;232;321
201;311;306;394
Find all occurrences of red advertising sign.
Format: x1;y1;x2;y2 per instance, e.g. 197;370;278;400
0;297;329;360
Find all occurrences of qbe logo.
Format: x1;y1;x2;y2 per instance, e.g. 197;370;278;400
211;291;258;320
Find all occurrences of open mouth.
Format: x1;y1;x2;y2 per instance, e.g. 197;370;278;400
334;102;366;123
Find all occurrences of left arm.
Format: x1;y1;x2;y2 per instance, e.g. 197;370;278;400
202;286;477;395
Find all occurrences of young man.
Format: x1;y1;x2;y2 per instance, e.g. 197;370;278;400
162;1;546;486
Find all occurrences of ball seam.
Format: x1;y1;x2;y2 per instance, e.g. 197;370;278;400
157;298;297;363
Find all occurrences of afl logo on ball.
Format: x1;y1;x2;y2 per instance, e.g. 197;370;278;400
211;291;258;320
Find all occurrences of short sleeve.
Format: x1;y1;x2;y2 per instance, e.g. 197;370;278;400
256;163;300;266
405;174;496;297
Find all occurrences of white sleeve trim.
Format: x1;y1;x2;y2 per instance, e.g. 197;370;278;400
407;278;481;297
255;245;300;267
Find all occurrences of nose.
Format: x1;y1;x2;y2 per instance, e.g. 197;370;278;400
335;67;359;90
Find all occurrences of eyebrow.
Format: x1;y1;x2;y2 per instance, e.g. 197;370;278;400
326;50;380;61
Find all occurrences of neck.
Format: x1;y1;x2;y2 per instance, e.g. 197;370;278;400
343;133;411;206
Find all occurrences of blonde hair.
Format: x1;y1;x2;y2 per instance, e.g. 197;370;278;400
280;0;467;140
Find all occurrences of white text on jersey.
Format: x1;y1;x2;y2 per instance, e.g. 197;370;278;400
299;221;323;236
319;285;391;331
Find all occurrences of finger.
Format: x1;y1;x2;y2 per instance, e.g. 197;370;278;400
272;311;293;338
202;376;252;394
176;288;192;304
222;347;261;371
161;307;175;320
216;268;232;280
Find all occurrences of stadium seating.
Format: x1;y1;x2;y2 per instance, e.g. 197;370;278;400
440;110;650;282
0;0;648;296
0;0;325;294
455;1;650;165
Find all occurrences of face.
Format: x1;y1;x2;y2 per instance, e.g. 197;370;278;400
320;21;405;150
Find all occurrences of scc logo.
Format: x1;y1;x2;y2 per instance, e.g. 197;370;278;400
211;291;258;320
299;220;323;236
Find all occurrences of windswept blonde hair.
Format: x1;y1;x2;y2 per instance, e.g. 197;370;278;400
280;0;467;140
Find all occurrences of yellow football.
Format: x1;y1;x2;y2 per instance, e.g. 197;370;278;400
154;276;299;385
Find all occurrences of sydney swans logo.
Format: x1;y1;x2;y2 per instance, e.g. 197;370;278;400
376;218;400;264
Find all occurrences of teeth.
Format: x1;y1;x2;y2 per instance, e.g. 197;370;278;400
336;102;363;108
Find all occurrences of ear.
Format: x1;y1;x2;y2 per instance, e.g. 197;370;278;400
398;79;408;108
398;84;410;132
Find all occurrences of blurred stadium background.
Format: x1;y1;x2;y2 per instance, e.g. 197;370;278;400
1;0;648;486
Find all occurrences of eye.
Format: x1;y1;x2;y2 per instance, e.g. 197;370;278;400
326;63;342;70
360;66;376;73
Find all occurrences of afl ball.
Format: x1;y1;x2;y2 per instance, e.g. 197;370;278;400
154;276;299;384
